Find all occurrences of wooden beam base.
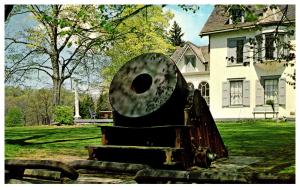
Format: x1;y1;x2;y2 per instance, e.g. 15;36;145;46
86;145;184;168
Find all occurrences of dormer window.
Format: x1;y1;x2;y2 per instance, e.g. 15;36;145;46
184;55;196;67
229;8;245;24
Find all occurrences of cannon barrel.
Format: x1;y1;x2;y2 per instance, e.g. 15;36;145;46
109;53;189;127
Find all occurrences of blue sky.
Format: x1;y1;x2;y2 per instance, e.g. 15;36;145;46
165;5;214;46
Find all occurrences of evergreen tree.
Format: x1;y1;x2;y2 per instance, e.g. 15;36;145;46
96;92;112;118
169;21;185;47
79;94;95;119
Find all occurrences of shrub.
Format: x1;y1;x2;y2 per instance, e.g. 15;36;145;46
5;107;24;127
53;106;74;125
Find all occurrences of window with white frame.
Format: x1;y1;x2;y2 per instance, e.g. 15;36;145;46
255;35;263;61
264;78;279;104
230;81;243;105
223;79;250;107
227;37;246;64
277;33;286;59
265;34;275;60
227;7;245;24
255;33;289;61
199;81;209;106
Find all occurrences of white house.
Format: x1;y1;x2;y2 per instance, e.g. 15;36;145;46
172;5;295;120
171;42;210;105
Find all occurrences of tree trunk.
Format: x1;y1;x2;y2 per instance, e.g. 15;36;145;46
53;78;62;106
45;103;50;125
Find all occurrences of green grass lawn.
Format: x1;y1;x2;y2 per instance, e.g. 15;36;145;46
5;120;295;174
5;125;102;161
217;120;295;173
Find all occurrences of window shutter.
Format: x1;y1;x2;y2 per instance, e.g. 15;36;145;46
227;39;236;64
278;78;286;105
243;80;250;106
255;80;264;106
222;81;230;107
243;38;248;64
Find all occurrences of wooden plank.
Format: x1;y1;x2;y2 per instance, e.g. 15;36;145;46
86;145;183;151
99;125;190;129
192;90;228;158
175;128;181;148
69;160;151;174
99;125;188;148
6;179;32;184
101;128;107;145
5;159;79;180
134;169;250;184
85;145;184;167
24;169;61;181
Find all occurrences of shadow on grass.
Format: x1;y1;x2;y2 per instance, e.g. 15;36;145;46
5;134;100;146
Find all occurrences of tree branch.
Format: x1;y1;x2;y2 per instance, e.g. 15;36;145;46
274;5;289;38
57;19;79;53
30;5;54;41
6;50;37;70
6;65;53;82
6;37;51;55
113;5;152;28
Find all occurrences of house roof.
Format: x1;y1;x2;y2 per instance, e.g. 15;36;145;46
171;42;209;64
200;5;295;36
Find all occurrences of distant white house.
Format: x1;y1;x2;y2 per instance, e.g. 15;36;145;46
171;42;210;105
172;5;295;120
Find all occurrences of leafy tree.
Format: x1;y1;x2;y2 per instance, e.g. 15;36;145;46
5;86;30;125
60;88;74;108
36;89;53;124
169;21;185;47
5;5;153;106
101;5;175;83
5;86;74;126
79;94;95;119
5;107;23;127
